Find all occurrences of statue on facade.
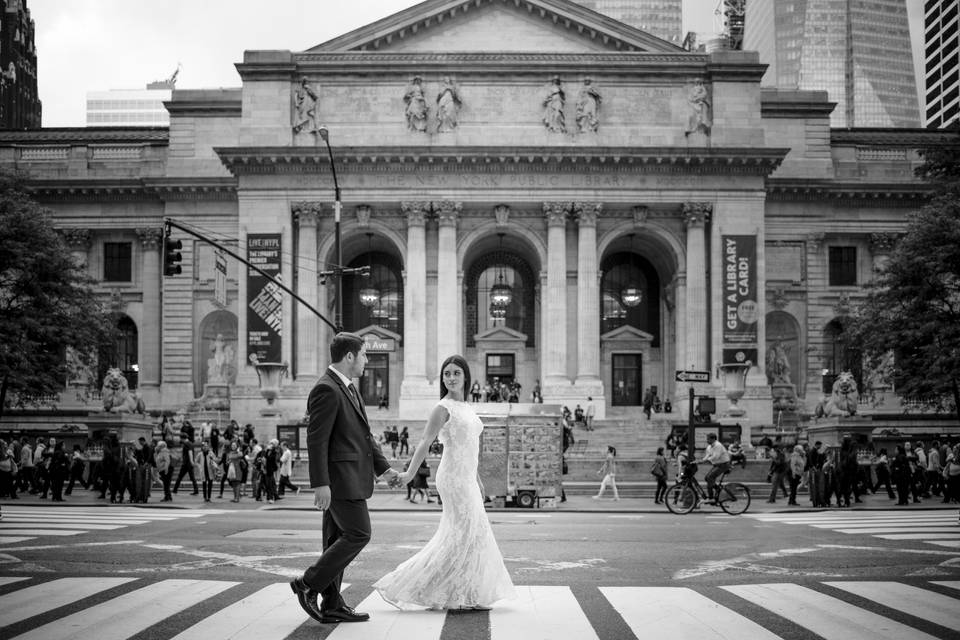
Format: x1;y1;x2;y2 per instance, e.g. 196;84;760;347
542;76;566;133
765;339;792;385
206;333;236;384
404;76;428;132
575;78;601;133
101;368;146;414
292;77;320;135
435;76;461;132
684;78;712;137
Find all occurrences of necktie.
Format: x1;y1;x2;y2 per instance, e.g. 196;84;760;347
347;384;363;413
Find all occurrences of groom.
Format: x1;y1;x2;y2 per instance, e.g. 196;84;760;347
290;332;399;624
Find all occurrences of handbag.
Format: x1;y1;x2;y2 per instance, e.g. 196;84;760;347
417;466;430;478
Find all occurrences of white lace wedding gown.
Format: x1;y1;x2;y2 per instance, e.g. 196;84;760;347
374;397;517;610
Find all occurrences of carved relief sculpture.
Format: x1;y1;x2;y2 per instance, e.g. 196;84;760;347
404;76;428;132
436;76;461;132
542;76;565;133
292;77;321;135
684;78;712;137
206;333;236;385
575;78;601;133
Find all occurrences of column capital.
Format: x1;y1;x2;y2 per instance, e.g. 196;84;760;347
135;227;164;250
869;232;899;255
806;232;825;253
402;201;430;226
432;200;462;227
292;201;324;219
59;228;91;250
682;202;712;228
294;208;320;227
494;204;510;228
573;202;602;227
542;201;569;227
355;204;373;228
632;205;650;227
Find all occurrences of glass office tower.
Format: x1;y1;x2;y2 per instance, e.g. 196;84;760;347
573;0;683;44
924;0;959;128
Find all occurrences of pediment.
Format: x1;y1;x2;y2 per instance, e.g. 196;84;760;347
356;325;402;341
474;325;528;342
307;0;682;54
600;325;654;343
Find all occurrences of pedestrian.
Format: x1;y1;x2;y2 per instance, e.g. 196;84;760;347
278;441;300;496
651;446;668;504
249;439;264;501
49;441;69;502
837;437;860;507
674;443;689;482
388;426;399;459
65;444;87;495
289;332;400;624
408;458;432;503
904;442;923;503
0;440;18;499
593;445;619;500
727;438;746;468
585;397;596;431
891;444;912;506
242;423;255;446
262;439;280;503
642;387;654;420
872;448;896;499
217;440;231;499
470;380;482;402
806;440;826;507
198;442;217;503
942;444;960;503
766;444;788;503
398;427;409;457
155;440;173;502
226;441;244;503
926;441;942;498
118;445;138;504
18;438;33;494
34;438;50;498
787;445;806;505
173;421;199;495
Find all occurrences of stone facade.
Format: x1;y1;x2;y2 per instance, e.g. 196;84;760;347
0;0;948;424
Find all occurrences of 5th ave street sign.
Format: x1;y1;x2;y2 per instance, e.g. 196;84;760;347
675;370;710;383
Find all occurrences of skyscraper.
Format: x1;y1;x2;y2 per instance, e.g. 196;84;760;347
924;0;959;128
744;0;920;128
86;68;179;127
0;0;41;129
572;0;683;44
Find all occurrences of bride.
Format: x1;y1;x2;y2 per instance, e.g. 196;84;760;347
374;355;516;610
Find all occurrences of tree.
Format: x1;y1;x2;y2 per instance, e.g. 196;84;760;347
847;142;960;420
0;172;117;418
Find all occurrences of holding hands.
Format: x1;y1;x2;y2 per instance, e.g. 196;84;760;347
381;467;406;488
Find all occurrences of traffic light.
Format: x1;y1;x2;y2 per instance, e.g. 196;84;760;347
163;234;183;276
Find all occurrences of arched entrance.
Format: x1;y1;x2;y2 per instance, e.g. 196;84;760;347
196;310;238;397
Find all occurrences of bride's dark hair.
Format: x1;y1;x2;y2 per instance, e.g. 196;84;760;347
439;354;472;399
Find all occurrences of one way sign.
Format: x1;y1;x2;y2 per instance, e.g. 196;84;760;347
675;370;710;383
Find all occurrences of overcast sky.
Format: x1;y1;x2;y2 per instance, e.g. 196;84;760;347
31;0;924;128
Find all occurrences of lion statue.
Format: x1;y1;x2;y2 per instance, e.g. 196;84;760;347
814;371;859;418
101;368;146;414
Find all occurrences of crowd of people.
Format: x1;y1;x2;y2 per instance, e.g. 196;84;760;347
467;378;539;403
0;418;304;505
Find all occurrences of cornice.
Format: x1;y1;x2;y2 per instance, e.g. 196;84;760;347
214;145;789;177
830;128;960;147
164;96;242;118
25;177;236;202
766;179;931;205
0;127;169;144
761;90;836;118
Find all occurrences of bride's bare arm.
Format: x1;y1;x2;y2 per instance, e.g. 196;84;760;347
398;404;448;486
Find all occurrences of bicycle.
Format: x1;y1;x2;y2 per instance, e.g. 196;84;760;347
664;462;751;515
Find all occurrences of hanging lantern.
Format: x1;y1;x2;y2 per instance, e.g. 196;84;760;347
490;303;507;320
620;233;642;308
490;232;513;307
359;232;380;307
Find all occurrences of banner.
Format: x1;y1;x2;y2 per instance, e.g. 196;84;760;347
214;250;227;307
247;234;282;363
721;235;758;345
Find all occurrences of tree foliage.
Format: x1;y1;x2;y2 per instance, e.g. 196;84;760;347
0;172;116;416
847;142;960;416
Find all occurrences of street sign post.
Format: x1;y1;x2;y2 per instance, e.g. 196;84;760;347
676;370;710;383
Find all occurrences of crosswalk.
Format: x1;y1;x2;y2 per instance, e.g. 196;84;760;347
746;510;960;548
0;506;225;545
0;576;957;639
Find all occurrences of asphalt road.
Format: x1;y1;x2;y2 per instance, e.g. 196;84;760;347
1;506;959;639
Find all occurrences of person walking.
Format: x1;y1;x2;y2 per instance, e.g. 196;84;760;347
593;446;619;501
65;444;87;495
585;397;596;431
787;445;806;506
198;442;217;503
398;427;409;457
172;422;199;496
837;437;861;507
872;448;896;499
289;332;400;625
891;444;912;506
278;441;300;496
651;447;668;504
225;441;244;502
48;441;69;502
155;441;173;502
766;444;788;503
408;458;432;503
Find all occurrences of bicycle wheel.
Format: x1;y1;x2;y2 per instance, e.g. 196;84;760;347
664;482;697;515
717;482;751;515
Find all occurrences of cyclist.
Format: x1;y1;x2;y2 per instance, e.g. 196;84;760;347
698;433;731;501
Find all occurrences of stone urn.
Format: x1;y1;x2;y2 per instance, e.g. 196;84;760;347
717;361;752;417
253;362;288;405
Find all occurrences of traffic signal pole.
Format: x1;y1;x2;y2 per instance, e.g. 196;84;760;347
162;217;339;332
688;386;695;457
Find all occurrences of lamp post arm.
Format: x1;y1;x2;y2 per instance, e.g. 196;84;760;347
163;217;338;332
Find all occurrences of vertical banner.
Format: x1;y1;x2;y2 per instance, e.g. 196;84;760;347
722;235;758;348
214;250;227;307
247;234;282;363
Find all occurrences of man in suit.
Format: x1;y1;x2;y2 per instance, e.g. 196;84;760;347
290;332;399;624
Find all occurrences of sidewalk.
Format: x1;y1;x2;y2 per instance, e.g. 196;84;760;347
3;484;958;515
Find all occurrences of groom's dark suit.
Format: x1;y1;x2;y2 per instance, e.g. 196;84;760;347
302;367;392;612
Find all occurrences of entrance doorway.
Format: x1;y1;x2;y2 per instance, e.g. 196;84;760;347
361;353;389;408
611;353;642;406
485;353;515;401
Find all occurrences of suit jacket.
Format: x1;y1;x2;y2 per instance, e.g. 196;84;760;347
306;369;391;500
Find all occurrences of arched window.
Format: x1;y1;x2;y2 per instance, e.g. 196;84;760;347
99;315;138;389
343;251;403;335
823;319;862;393
465;251;536;348
600;252;660;345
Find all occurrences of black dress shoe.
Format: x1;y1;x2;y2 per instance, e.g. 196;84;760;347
320;605;370;623
289;578;323;623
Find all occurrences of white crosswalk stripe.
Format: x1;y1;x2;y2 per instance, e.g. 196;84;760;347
0;506;226;544
0;577;957;639
746;510;960;546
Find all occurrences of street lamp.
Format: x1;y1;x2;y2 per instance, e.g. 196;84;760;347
318;125;343;332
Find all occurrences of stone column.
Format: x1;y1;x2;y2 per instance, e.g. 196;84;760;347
400;202;431;415
135;227;164;395
293;202;322;381
574;202;602;385
60;228;92;271
682;202;711;371
542;202;569;386
434;200;461;362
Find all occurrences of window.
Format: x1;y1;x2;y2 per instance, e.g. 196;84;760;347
828;246;857;286
103;242;132;282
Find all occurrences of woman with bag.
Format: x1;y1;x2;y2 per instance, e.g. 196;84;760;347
651;447;668;504
593;445;619;501
409;458;432;503
225;441;244;503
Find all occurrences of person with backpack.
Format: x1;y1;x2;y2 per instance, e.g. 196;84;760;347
650;447;668;504
766;444;789;503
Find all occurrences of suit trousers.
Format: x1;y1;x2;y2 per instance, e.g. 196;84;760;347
303;498;372;611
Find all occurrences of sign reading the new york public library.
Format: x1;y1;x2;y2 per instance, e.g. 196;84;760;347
722;235;758;350
247;234;282;363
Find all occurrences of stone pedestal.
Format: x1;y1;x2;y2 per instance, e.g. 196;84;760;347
200;383;230;411
771;383;800;428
